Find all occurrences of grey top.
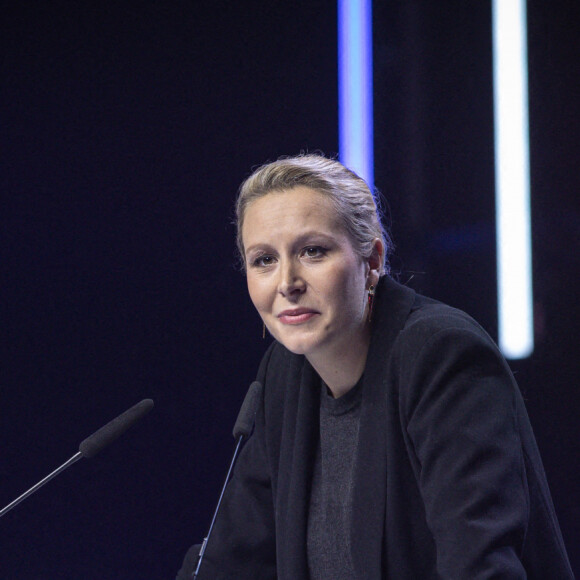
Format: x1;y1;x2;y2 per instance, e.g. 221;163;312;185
307;378;363;579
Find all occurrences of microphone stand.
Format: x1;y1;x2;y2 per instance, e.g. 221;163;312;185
0;453;82;518
192;381;262;579
192;434;245;579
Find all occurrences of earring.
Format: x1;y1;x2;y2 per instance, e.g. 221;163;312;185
367;285;376;323
262;322;266;339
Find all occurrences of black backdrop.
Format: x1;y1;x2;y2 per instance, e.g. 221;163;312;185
1;2;578;578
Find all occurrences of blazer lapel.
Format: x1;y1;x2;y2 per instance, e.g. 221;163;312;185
351;277;417;578
276;360;321;578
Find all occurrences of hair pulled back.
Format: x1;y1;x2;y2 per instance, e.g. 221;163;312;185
236;153;392;275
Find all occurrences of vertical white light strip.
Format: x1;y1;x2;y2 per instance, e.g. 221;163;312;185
492;0;534;358
338;0;374;187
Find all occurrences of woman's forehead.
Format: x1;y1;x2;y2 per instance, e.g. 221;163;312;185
244;187;339;228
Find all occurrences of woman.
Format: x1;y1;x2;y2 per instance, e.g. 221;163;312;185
178;154;574;579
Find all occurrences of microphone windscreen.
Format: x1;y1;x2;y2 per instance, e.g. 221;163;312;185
79;399;154;459
232;381;263;440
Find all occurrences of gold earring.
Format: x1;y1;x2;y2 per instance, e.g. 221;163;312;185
367;285;376;323
262;322;266;339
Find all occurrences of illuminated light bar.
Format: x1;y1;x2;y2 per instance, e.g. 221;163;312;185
338;0;374;187
492;0;534;358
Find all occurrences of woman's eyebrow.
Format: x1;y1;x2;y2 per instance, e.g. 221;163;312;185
246;231;337;254
292;231;337;244
245;242;274;255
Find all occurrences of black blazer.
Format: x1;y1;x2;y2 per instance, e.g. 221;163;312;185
178;276;574;579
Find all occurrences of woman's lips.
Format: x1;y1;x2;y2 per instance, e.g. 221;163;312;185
277;309;319;325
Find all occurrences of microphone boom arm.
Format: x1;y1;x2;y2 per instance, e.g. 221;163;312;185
0;452;82;519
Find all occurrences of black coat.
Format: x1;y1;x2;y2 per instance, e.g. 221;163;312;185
178;276;574;579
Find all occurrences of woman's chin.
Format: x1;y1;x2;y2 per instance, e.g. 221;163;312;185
275;334;317;356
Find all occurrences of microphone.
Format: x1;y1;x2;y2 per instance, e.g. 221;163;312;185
79;398;154;458
232;380;263;439
193;381;263;579
0;398;154;519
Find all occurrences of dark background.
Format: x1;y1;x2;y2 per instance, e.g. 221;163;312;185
1;1;578;577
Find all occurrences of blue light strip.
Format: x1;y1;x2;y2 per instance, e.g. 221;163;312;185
492;0;534;358
338;0;374;187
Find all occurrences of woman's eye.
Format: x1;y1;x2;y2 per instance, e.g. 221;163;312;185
252;255;275;267
303;246;327;258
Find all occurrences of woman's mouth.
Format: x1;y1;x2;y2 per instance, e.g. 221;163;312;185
277;308;319;325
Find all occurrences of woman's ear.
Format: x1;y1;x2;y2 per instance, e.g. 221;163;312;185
367;238;384;287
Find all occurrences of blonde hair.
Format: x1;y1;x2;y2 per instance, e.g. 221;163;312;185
235;153;392;274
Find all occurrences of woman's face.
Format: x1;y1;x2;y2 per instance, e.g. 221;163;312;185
242;187;375;362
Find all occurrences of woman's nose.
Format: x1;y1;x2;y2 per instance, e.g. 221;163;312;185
278;261;306;297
